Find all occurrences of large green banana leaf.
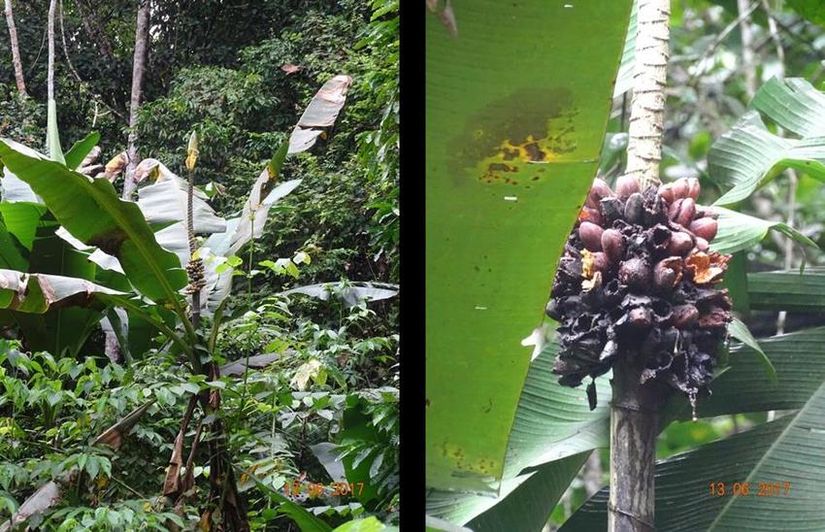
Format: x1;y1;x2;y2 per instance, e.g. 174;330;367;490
562;398;825;530
0;139;187;306
0;269;125;312
0;195;103;356
468;453;590;532
0;202;46;251
431;321;825;529
64;132;101;171
426;340;610;525
18;217;101;356
425;0;634;494
0;212;27;271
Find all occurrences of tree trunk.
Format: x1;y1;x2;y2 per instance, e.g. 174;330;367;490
3;0;26;97
737;0;757;99
122;0;150;200
624;0;670;191
48;0;57;104
609;1;671;531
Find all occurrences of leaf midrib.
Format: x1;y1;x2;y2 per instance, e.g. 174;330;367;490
84;178;181;306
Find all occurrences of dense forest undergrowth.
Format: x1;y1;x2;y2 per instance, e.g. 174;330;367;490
0;0;399;530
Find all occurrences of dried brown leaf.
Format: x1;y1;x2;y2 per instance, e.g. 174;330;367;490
163;431;185;496
104;151;127;181
92;400;155;450
281;63;302;74
685;251;730;284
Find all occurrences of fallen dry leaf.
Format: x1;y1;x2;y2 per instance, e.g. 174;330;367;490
104;151;127;181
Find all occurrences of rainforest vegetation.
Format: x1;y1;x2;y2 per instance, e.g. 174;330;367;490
0;1;398;530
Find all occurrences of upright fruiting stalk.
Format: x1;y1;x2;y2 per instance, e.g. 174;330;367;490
550;175;730;530
178;132;248;531
625;0;670;191
547;0;678;529
185;131;205;328
612;1;670;529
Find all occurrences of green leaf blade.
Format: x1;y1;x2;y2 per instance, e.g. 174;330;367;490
0;141;187;305
425;0;634;494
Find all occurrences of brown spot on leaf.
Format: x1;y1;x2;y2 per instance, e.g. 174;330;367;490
450;87;578;186
523;142;545;161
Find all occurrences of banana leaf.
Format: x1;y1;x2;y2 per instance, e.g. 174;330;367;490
425;0;634;493
562;389;825;530
0;269;125;313
0;139;187;306
747;268;825;312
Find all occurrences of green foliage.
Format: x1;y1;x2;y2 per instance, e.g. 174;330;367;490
0;92;43;148
425;0;634;494
434;7;825;528
0;0;398;528
0;286;399;528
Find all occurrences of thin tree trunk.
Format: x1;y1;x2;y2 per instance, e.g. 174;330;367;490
48;0;57;104
737;0;757;99
609;358;663;531
3;0;26;97
609;1;671;531
122;0;150;200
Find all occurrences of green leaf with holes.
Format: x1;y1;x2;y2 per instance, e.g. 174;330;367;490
425;0;633;493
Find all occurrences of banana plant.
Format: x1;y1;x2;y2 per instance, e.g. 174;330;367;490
0;73;353;531
0;74;353;361
431;78;825;530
